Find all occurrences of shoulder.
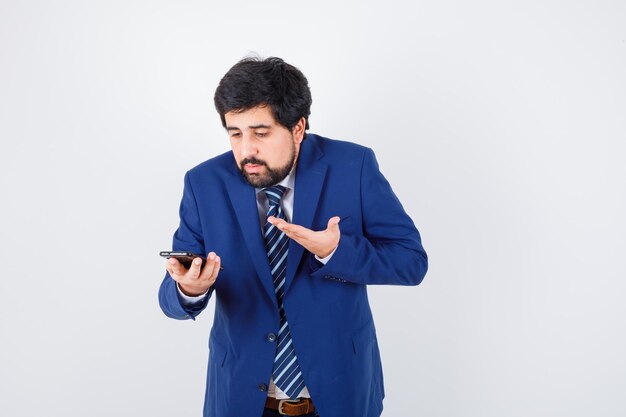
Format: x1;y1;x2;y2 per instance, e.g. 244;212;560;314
185;150;235;183
307;133;369;153
305;133;372;162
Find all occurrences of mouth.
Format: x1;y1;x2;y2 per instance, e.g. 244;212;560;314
244;163;264;174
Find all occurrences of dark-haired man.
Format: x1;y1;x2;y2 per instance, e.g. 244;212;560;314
158;57;428;417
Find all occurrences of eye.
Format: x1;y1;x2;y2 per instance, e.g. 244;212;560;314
256;132;268;138
230;132;241;139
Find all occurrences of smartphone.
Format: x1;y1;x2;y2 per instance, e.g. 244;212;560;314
160;251;224;270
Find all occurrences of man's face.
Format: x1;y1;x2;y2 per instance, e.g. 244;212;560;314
225;105;305;188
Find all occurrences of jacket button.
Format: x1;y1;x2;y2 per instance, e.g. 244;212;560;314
267;333;277;342
258;383;268;392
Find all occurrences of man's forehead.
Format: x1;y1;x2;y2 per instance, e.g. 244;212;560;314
225;106;277;130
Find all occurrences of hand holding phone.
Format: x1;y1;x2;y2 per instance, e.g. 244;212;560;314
159;251;224;270
161;251;222;296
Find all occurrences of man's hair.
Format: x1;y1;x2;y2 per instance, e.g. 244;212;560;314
214;56;312;134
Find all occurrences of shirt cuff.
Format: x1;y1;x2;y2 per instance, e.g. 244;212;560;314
314;246;337;265
177;283;209;306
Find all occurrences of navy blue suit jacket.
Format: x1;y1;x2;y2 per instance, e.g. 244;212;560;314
159;134;428;417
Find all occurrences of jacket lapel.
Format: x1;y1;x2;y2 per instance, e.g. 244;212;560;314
284;136;327;295
224;135;327;306
225;171;278;309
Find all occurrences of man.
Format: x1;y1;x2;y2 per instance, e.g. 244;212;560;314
158;56;428;417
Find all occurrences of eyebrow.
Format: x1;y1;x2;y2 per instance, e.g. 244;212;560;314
226;124;272;131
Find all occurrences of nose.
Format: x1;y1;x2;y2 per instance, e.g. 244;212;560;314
240;134;258;159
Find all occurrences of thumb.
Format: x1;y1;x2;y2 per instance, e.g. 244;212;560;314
327;216;341;231
188;257;203;279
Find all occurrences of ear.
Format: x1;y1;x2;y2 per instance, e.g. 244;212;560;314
292;117;306;144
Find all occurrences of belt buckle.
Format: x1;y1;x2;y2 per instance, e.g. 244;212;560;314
278;399;302;416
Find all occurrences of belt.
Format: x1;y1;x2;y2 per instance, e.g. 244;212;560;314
265;397;315;416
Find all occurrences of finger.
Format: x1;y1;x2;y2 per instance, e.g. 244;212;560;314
167;258;185;277
165;262;177;280
208;255;221;283
327;216;341;231
268;216;298;237
267;216;287;227
200;252;217;279
187;257;203;280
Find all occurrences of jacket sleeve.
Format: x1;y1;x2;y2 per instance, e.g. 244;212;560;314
158;171;213;320
311;148;428;286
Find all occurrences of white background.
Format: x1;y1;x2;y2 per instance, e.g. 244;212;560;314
1;1;625;416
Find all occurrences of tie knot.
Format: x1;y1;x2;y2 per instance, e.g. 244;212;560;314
263;185;287;207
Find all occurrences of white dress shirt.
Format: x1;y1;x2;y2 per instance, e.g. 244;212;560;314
176;167;335;399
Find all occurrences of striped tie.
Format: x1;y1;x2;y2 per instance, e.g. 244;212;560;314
262;185;306;399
